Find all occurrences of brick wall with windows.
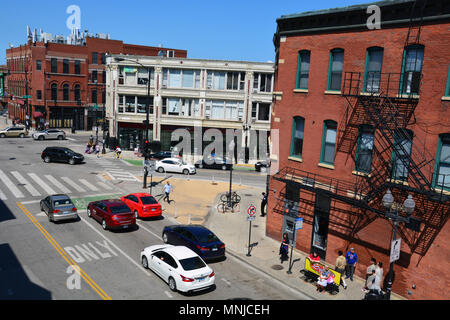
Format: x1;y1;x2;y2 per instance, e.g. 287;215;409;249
269;3;450;300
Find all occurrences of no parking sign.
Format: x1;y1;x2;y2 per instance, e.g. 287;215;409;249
247;204;257;221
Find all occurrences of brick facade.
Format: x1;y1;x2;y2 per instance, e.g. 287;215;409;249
268;1;450;300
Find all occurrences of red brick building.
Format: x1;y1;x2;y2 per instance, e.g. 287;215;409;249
268;0;450;299
5;32;187;130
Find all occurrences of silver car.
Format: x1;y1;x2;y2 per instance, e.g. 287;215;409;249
40;194;78;222
33;129;66;141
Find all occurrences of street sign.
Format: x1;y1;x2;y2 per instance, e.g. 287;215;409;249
295;217;303;230
390;238;401;263
247;205;257;218
246;215;256;222
23;95;32;99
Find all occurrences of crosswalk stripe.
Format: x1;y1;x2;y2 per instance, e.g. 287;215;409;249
10;171;41;197
45;175;72;194
0;169;25;198
61;177;86;193
96;182;113;190
28;173;57;195
0;187;7;200
79;179;99;191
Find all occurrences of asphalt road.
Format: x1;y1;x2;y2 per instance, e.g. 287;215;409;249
0;136;300;301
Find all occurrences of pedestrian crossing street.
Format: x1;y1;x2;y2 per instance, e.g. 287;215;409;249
87;156;140;182
0;168;115;201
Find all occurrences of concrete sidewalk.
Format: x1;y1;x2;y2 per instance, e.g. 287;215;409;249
136;176;406;300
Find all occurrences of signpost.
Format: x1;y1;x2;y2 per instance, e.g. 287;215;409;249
246;205;257;257
143;159;156;193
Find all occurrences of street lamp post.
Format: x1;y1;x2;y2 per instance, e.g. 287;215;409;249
228;139;235;208
382;189;415;300
113;56;152;188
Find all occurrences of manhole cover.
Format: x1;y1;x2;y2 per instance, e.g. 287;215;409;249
244;194;253;197
22;163;31;166
90;172;99;175
271;265;284;271
191;217;203;222
17;146;24;149
9;158;16;160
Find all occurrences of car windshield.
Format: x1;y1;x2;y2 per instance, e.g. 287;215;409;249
179;256;206;271
194;231;220;243
65;149;74;155
140;196;158;205
109;205;131;214
53;199;72;207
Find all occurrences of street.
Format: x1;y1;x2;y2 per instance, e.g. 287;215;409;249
0;135;300;300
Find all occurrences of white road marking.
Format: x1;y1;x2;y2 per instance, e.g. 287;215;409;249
10;171;41;197
222;278;232;286
164;291;173;298
136;222;161;239
0;187;7;200
45;175;72;194
79;179;99;191
0;169;25;198
96;182;113;190
28;173;56;195
61;177;86;193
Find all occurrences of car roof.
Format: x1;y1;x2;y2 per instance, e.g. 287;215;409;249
127;193;152;198
164;246;198;260
49;194;71;201
102;199;126;207
178;225;214;236
161;157;182;161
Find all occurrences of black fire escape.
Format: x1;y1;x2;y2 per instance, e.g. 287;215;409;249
273;0;450;261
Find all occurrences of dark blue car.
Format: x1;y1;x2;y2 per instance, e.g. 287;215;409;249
162;225;225;261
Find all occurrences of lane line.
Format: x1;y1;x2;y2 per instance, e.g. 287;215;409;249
96;182;113;191
16;202;111;300
0;187;7;200
11;171;41;197
0;169;25;198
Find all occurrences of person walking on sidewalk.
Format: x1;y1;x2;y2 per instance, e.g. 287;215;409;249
163;181;172;204
279;233;289;263
364;258;377;290
260;192;268;217
345;248;358;282
335;250;348;289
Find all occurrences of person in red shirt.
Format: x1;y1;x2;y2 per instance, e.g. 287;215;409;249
309;251;321;262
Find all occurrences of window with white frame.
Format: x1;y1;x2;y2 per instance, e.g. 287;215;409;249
125;96;136;113
161;97;200;117
118;95;124;113
137;67;155;86
124;67;137;85
137;96;154;114
252;102;271;121
162;69;201;89
206;71;245;91
253;73;273;93
205;100;244;120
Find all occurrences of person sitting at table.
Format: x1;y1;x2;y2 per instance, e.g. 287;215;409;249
309;251;321;262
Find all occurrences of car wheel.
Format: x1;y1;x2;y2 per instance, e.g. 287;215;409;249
58;135;64;140
19;133;25;138
0;133;5;138
102;219;107;230
40;202;44;212
168;277;177;292
198;164;203;169
157;167;165;173
183;169;190;175
69;158;75;165
134;210;139;219
48;213;52;222
87;208;92;218
44;156;51;163
39;136;44;141
222;165;227;171
162;232;169;244
142;256;149;269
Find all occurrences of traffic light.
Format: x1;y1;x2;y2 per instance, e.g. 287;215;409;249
144;140;150;155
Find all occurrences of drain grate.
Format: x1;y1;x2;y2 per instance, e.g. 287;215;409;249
271;265;284;271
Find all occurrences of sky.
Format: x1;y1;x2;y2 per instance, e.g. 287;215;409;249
0;0;369;64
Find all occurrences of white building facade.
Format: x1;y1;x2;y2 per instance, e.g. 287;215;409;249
105;54;274;163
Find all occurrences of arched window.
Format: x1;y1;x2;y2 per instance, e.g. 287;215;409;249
327;48;344;91
74;84;81;102
364;47;384;93
51;83;58;101
63;84;69;101
320;120;338;165
296;50;310;90
434;133;450;191
290;116;305;159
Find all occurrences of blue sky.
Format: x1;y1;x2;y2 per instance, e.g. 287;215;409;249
0;0;368;64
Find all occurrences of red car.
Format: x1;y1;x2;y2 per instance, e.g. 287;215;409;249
121;193;162;219
87;199;136;231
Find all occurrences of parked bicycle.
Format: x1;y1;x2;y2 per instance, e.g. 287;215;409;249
217;191;241;214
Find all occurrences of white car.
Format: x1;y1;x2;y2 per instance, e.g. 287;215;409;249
140;245;215;293
155;158;196;175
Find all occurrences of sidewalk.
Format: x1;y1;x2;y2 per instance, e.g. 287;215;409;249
143;176;406;300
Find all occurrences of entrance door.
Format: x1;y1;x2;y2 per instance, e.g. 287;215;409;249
311;192;331;260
